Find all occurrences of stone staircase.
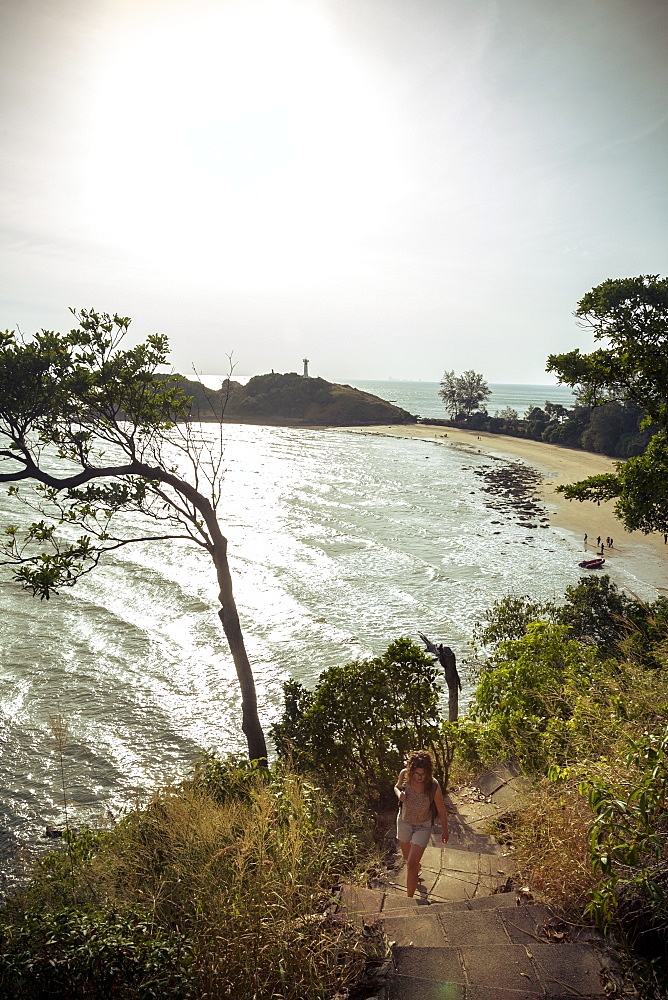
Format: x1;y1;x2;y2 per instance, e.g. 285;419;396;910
339;764;618;1000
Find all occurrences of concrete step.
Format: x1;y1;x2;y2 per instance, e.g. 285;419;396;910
390;943;609;999
385;851;513;901
341;844;516;920
376;901;592;948
339;884;527;922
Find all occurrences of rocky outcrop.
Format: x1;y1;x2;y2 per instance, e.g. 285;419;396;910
171;373;417;426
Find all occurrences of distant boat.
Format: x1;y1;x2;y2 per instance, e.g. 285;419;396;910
579;557;605;569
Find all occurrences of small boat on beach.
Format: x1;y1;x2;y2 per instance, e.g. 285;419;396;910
579;557;606;569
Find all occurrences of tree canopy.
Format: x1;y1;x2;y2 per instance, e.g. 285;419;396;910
547;275;668;534
0;310;267;761
270;638;449;797
439;369;491;418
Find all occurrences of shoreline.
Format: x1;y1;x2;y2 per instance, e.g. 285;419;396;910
337;423;668;597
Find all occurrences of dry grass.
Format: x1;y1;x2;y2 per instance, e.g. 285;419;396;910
8;766;383;999
498;780;597;915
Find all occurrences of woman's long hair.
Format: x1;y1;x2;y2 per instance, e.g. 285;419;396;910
405;749;434;786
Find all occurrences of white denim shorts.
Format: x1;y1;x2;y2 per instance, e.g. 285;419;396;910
396;813;432;847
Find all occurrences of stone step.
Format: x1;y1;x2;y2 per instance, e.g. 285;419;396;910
376;901;587;948
385;847;513;900
390;973;601;1000
445;827;509;855
339;884;526;922
342;844;516;920
400;844;515;877
361;893;540;925
406;822;506;855
390;943;609;999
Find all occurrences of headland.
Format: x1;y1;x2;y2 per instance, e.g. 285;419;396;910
176;373;416;426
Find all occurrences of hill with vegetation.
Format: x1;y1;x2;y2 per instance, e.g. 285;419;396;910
176;372;417;426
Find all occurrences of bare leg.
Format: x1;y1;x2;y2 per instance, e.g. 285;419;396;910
406;844;426;897
399;840;411;862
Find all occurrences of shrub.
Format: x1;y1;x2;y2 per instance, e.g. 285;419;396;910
475;594;559;648
190;751;266;803
475;576;644;660
470;623;599;770
0;905;194;1000
560;575;637;657
270;638;449;799
581;728;668;940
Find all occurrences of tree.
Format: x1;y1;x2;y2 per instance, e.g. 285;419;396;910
580;400;639;457
547;275;668;534
497;406;519;426
438;369;490;418
457;370;491;416
0;310;267;762
438;370;460;418
543;401;569;423
270;638;449;797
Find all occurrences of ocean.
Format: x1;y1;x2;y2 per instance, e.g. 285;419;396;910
340;380;577;421
0;380;652;889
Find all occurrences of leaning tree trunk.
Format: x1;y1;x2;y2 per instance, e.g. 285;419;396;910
211;534;268;763
441;647;459;723
146;463;269;764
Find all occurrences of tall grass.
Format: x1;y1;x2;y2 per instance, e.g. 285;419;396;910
0;760;382;999
493;778;597;914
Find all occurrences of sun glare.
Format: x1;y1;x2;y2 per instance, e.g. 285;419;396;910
85;0;404;286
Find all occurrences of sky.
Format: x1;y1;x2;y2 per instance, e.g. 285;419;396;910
1;0;667;382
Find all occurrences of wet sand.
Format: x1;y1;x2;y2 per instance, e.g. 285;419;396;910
340;423;668;596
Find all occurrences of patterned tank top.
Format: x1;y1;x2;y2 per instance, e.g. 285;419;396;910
401;780;438;825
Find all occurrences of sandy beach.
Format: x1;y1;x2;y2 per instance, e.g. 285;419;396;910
341;423;668;596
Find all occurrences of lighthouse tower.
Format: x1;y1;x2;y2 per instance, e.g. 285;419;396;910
302;358;309;377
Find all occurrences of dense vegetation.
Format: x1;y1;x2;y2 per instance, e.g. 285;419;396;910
0;758;381;999
270;579;668;996
423;396;653;459
462;579;668;996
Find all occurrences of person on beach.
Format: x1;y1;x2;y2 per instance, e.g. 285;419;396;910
584;533;587;546
394;750;449;898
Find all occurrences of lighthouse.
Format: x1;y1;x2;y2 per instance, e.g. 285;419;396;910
302;358;309;378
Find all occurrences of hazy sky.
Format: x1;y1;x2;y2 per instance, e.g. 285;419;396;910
1;0;667;381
